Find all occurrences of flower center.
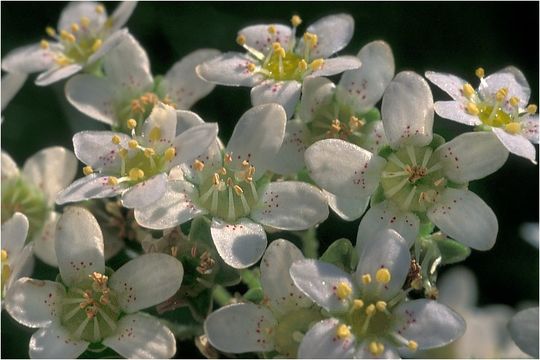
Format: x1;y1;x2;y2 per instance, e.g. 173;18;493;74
116;91;176;133
61;272;120;342
274;307;324;358
1;250;11;297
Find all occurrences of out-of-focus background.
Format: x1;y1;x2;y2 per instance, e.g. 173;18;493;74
2;2;538;358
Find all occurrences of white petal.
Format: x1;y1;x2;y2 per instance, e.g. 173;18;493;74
360;120;388;154
482;66;531;106
141;103;178;150
266;119;310;175
239;24;292;54
251;181;329;231
509;307;539;358
298;76;336;123
169;123;219;167
355;229;411;300
1;71;27;111
260;239;311;315
211;218;267;269
205;303;277;353
437;266;478;309
337;40;395;112
196;52;264;87
1;150;19;180
310;56;362;78
325;190;369;221
290;259;353;313
103;313;176;359
297;318;356;358
103;32;153;96
305;138;386;198
55;206;105;286
5;277;64;328
522;115;539;144
392;299;465;350
1;43;55;74
427;188;498;251
73;130;129;171
32;211;60;267
134;180;204;230
382;71;434;149
110;253;183;313
5;244;35;294
22;146;78;206
165;48;221;109
35;63;83;86
355;339;400;359
121;173;167;209
424;71;467;101
435;131;509;183
2;212;28;256
433;100;481;126
226;103;286;178
493;127;537;164
109;1;138;31
356;200;420;248
58;2;106;32
65;75;117;126
86;29;130;65
175;109;205;133
251;80;301;119
55;174;125;205
302;14;354;59
29;323;89;359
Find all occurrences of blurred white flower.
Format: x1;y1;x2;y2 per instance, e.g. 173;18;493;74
509;307;539;358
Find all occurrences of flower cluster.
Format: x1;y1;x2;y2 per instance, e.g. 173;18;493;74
1;3;538;359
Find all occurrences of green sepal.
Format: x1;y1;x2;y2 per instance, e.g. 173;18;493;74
243;287;265;303
435;237;471;265
429;133;446;150
419;221;435;237
320;238;358;273
370;185;386;206
362;107;381;122
185;287;214;322
377;145;394;160
296;167;315;185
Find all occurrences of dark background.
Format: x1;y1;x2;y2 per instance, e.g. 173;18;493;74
2;2;538;358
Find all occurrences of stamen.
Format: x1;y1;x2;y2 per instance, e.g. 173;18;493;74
236;34;246;46
406;146;417;165
421;147;433;168
352;299;364;309
291;15;302;27
118;148;128;159
63;303;82;322
97;307;117;331
385;177;409;197
408;340;418;351
80;16;90;29
93;317;101;342
83;166;94;176
60;30;76;43
73;315;91;339
40;40;49;49
403;186;417;209
388;154;407;169
335;324;351;339
211;187;219;213
227;186;235;220
128;168;144;181
475;67;485;79
375;301;387;312
310;58;324;71
95;4;105;14
368;342;385;356
193;159;205;172
212;173;220;186
376;268;391;284
496;87;508;102
233;185;243;196
510;96;520;107
71;23;80;33
239;192;250;213
361;274;372;285
462;83;475;98
247;63;256;72
335;281;352;300
107;177;118;186
45;26;56;37
505;122;521;135
164;147;176;161
149;127;161;141
144;148;155;158
224;153;233;163
527;104;537;114
112;135;121;145
297;59;308;71
267;25;276;35
1;250;7;261
381;170;408;178
128;140;139;149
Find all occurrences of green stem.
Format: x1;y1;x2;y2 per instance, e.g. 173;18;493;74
294;227;319;259
240;268;261;289
212;285;233;307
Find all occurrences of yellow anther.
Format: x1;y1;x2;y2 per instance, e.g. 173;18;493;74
193;159;205;172
407;340;418;351
298;59;308;71
505;122;521;135
365;304;376;316
375;268;391;284
112;135;121;145
45;26;56;37
376;301;387;312
80;16;91;29
127;118;137;130
241;160;250;168
233;185;244;196
368;342;385;356
95;4;105;14
236;34;246;46
1;249;8;262
40;40;49;49
310;58;325;71
307;33;318;47
149;127;161;141
212;173;220;186
272;42;282;51
224;153;233;163
247;63;257;72
475;67;485;78
70;23;80;32
60;30;76;43
118;148;128;159
128;139;139;149
55;55;73;67
353;299;364;309
83;166;94;176
527;104;537;114
218;167;227;175
462;83;475;98
335;324;351;339
411;278;423;290
335;281;352;300
129;168;144;181
144;148;156;158
107;176;118;186
361;273;372;285
91;39;102;52
330;119;341;133
268;25;276;34
466;102;480;115
510;96;520;107
291;15;302;27
277;47;286;58
164;147;176;161
496;87;508;102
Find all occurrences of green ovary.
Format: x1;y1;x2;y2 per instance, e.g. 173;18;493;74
477;104;513;128
122;149;168;183
274;307;324;358
264;51;304;81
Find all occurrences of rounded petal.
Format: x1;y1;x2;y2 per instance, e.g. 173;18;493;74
437;266;478;309
22;146;78;206
169;123;219;168
360;120;388;154
382;71;434;149
2;212;28;256
5;243;35;293
226;103;286;178
290;259;353;313
509;307;539;358
435;131;509;183
354;339;400;359
324;190;369;222
175;109;205;133
72;130;130;171
109;1;137;31
58;2;106;32
164;48;221;109
210;218;267;269
522;115;539;144
298;76;335;123
305;138;386;198
250;80;301;120
110;253;183;313
1;71;27;111
297;318;356;358
55;206;105;286
55;174;126;205
205;303;277;353
251;181;329;231
35;64;83;86
302;14;354;59
121;173;167;209
424;71;467;101
29;323;89;359
134;180;205;230
5;277;64;328
1;43;55;74
337;40;395;112
141;102;178;150
266;119;310;175
65;75;117;126
392;299;465;350
33;211;60;267
433;100;482;126
427;188;498;251
482;66;531;106
196;52;264;87
493;127;537;164
1;150;19;180
239;24;292;54
310;56;362;78
87;29;130;65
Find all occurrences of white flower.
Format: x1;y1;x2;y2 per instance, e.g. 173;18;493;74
65;32;219;131
306;72;506;251
520;222;539;249
4;206;182;359
134;104;329;269
425;67;539;163
205;239;321;358
509;307;539;358
289;229;465;358
56;102;218;210
1;71;27;112
196;14;361;118
1;213;34;300
2;147;77;267
1;1;136;86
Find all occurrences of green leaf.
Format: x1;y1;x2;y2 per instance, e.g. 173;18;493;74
435;237;471;265
320;238;357;272
244;287;264;303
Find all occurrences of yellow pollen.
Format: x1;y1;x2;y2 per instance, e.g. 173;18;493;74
45;26;56;37
107;176;118;186
60;30;76;43
310;58;324;71
505;122;521;135
1;249;8;262
353;299;364;309
218;167;227;176
368;341;385;356
247;63;256;72
466;102;479;115
193;159;205;172
527;104;537;114
277;47;286;58
55;55;73;67
224;153;233;163
212;173;220;186
236;34;246;46
375;268;391;284
128;139;139;149
127;118;137;130
496;87;508;102
462;83;475;98
111;135;121;145
365;304;376;316
149;127;161;141
91;39;102;52
164;147;176;161
298;59;308;71
475;67;485;78
510;96;520;107
330;119;341;133
144;148;156;158
376;301;387;312
241;160;250;168
80;16;91;29
291;15;302;27
129;168;144;181
70;23;80;32
233;185;244;196
40;40;49;49
83;166;94;176
335;281;352;300
335;324;351;339
361;273;372;285
349;116;364;130
268;25;276;34
303;32;317;46
118;148;128;158
272;42;282;52
408;340;418;351
95;4;105;14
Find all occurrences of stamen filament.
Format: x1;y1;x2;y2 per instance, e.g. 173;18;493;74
97;308;117;331
406;146;417;166
385;177;409;198
388;154;407;169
